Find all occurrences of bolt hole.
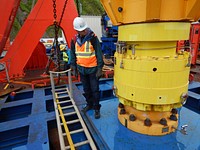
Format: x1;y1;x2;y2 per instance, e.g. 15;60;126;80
131;94;134;96
153;68;157;72
159;97;162;99
118;7;123;12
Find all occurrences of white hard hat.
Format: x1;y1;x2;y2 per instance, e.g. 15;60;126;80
73;17;88;31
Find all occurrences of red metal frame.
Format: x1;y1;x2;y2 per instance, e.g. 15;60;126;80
24;42;48;71
177;22;200;66
0;0;20;55
176;40;185;51
177;23;200;82
0;0;78;80
190;23;200;65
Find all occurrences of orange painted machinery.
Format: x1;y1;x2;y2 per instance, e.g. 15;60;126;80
0;0;78;81
0;0;20;55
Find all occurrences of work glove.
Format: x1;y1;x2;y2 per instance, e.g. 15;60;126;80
96;69;103;80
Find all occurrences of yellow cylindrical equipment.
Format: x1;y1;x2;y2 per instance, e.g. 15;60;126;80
115;22;190;112
114;22;190;135
100;0;200;135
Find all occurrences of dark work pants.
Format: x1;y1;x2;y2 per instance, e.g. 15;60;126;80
64;62;70;70
64;62;70;76
80;72;101;110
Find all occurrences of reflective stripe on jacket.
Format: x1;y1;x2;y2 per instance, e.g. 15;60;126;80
63;52;68;62
75;41;97;67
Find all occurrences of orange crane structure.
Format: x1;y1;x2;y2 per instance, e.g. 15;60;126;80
0;0;78;81
0;0;20;55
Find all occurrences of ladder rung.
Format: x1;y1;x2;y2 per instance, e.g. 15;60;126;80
54;87;67;92
74;140;90;147
62;128;84;136
56;91;68;94
65;140;89;149
61;105;74;110
65;119;80;125
57;95;69;99
70;128;84;134
57;99;71;104
62;111;76;116
60;119;79;126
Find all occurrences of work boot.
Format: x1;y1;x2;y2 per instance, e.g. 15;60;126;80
95;110;100;119
82;105;93;113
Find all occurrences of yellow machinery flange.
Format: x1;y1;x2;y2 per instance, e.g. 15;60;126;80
118;103;178;135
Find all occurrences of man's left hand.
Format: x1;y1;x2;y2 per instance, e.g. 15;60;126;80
96;69;102;80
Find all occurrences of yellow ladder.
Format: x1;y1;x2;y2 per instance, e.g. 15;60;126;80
49;69;97;150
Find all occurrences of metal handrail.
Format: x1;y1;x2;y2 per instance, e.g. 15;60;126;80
49;69;73;98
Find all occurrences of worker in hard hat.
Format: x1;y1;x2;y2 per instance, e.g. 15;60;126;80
60;44;71;72
70;17;104;119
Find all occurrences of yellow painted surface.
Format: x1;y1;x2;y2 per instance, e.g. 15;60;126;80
113;23;190;111
100;0;123;25
186;0;200;20
124;41;176;56
100;0;199;135
118;22;191;41
114;53;190;111
100;0;200;25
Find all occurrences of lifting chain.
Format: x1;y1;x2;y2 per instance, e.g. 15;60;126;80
59;0;68;26
52;0;68;83
52;0;60;73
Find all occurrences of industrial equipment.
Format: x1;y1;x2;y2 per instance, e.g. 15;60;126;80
0;0;78;81
0;0;20;56
101;13;118;56
1;0;200;149
49;69;97;150
190;22;200;65
100;0;200;135
177;21;200;66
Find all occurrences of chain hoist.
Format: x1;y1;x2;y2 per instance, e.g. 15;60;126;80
51;0;68;83
52;0;68;68
52;0;60;72
59;0;68;26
